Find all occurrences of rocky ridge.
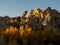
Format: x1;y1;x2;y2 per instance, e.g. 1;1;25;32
0;7;60;30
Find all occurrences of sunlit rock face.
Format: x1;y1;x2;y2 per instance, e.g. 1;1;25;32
25;7;60;30
42;7;51;27
26;8;44;30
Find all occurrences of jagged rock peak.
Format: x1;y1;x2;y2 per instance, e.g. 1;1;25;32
44;7;51;13
21;11;28;17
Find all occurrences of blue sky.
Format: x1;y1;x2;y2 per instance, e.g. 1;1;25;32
0;0;60;17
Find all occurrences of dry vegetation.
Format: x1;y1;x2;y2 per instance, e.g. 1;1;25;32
0;26;60;45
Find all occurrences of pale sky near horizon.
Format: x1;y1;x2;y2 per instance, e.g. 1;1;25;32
0;0;60;17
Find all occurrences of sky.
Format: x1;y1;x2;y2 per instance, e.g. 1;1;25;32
0;0;60;17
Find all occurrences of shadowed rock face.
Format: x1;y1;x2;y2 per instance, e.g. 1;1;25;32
0;16;10;27
0;7;60;30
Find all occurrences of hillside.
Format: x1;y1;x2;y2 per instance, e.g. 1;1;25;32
0;7;60;45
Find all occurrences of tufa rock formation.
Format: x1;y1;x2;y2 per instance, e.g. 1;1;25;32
19;7;60;30
0;7;60;30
